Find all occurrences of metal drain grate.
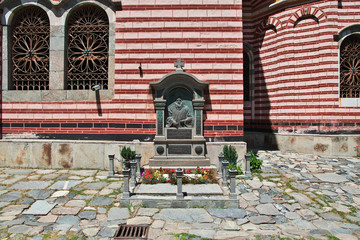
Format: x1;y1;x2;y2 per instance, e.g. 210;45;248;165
114;224;149;239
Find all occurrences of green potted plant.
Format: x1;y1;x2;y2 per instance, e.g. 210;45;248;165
223;145;243;175
121;146;136;168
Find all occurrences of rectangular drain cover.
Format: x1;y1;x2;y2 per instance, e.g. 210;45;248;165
114;224;149;239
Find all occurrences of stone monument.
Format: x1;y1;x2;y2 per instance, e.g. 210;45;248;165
149;59;210;167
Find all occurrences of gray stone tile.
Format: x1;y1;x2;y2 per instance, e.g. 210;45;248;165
153;209;213;223
78;211;96;220
207;208;246;219
256;204;281;215
341;185;360;195
83;182;108;190
2;176;26;185
314;173;348;183
288;192;312;204
8;225;33;234
320;212;344;221
108;207;130;221
189;229;215;239
89;196;114;206
259;194;274;203
49;180;82;190
56;215;80;226
4;169;34;175
9;181;53;190
23;200;56;215
137;208;159;217
249;215;272;224
26;190;53;200
98;227;117;238
0;191;22;202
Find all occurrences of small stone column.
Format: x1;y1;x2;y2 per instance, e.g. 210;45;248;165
222;160;229;186
193;99;205;136
130;160;137;187
135;154;142;178
229;168;237;199
154;99;166;138
245;153;251;177
176;168;184;199
108;154;115;177
218;153;224;177
122;168;130;198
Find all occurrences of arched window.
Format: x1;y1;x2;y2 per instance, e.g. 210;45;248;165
66;5;109;90
340;34;360;98
11;6;50;90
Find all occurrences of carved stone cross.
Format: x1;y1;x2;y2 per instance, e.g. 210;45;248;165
174;59;184;71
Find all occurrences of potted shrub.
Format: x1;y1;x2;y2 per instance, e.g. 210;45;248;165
121;146;136;168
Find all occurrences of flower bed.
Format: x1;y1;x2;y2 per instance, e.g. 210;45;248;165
141;167;218;184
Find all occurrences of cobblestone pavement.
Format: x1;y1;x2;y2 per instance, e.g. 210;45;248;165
0;151;359;239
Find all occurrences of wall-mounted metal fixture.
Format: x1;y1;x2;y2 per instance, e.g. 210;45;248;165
138;62;143;78
92;84;101;91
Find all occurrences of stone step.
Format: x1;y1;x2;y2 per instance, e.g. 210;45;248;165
135;183;224;196
143;165;217;170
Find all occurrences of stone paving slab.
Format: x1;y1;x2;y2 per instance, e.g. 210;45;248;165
314;173;349;183
23;200;56;215
0;191;22;202
4;169;34;175
136;183;223;195
49;180;82;190
153;209;214;223
0;151;358;239
9;181;53;190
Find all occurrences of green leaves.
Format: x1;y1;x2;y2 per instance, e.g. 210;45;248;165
223;145;238;165
120;146;136;161
249;151;263;173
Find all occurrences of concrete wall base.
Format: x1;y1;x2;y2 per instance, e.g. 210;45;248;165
0;139;154;170
245;131;360;157
0;139;247;169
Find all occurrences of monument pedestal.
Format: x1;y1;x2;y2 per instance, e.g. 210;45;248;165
149;59;210;168
149;128;210;167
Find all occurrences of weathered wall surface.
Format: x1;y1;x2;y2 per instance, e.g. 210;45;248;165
0;140;246;169
243;0;360;134
0;140;154;170
245;132;360;157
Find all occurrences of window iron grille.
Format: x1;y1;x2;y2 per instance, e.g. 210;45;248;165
67;5;109;90
11;6;50;90
340;35;360;98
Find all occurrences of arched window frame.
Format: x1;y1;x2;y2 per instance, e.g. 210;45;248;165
65;3;110;91
336;24;360;107
243;42;255;102
10;5;50;91
1;0;117;101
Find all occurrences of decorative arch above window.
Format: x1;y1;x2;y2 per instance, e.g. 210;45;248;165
243;43;254;102
255;17;281;34
11;6;50;90
66;5;109;90
287;7;326;27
